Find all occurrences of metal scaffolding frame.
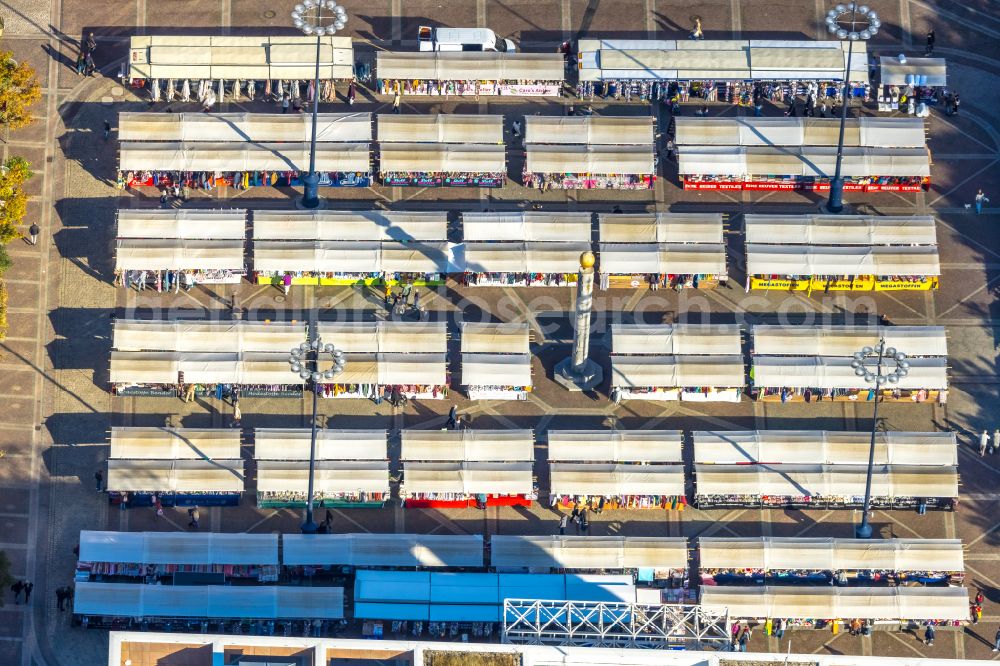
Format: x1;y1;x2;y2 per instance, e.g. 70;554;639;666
502;599;730;649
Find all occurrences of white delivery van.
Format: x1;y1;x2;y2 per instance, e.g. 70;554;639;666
418;26;517;52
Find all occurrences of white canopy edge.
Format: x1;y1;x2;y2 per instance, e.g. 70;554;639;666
460;322;530;354
253;428;388;461
375;51;565;82
547;430;683;463
491;535;688;570
611;324;742;355
610;355;746;389
598;243;728;275
549;463;685;496
283;533;484;567
105;459;244;492
256;460;390;493
378;143;505;172
746;244;941;277
252;240;454;273
751;325;947;357
110;427;242;460
598;213;724;244
78;530;278;566
461;212;593;242
679;146;930;178
524;117;655;145
463;241;593;273
252;210;448;241
316;321;447;354
744;214;937;246
525;144;655;175
402;462;534;495
112;319;306;353
114;239;245;272
400;430;535;462
675;117;925;148
751;356;948;390
462;354;533;387
377;114;504;144
118;112;372;143
117;208;248;240
119;142;371;172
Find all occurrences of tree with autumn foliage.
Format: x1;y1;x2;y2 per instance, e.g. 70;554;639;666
0;156;32;244
0;51;41;130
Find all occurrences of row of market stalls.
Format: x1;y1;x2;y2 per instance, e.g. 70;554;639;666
677;117;930;191
745;213;939;292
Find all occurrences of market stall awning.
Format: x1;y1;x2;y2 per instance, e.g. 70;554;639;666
378;143;505;172
549;463;684;496
525;144;654;175
252;241;453;274
598;242;727;275
78;530;278;566
693;430;957;465
751;325;948;357
745;214;937;245
117;208;247;240
118;112;372;143
612;324;742;355
675;117;925;148
746;244;941;276
461;354;533;387
317;321;448;354
880;56;947;87
461;322;530;354
252;210;447;241
110;427;242;460
106;459;244;493
751;355;948;390
490;535;688;570
463;241;592;273
610;355;746;389
380;241;452;273
113;320;306;353
598;212;723;244
253;428;388;461
110;351;303;385
377;353;447;385
115;239;245;272
119;141;371;172
282;533;484;567
400;429;535;462
524;116;654;145
376;51;565;81
256;460;389;494
402;462;534;495
547;430;683;463
679;146;930;178
462;212;592;242
377;114;504;144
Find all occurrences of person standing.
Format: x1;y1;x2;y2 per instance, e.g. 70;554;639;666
347;81;356;105
56;587;66;611
401;282;413;305
925;29;935;55
980;429;989;457
392;90;401;114
282;272;292;295
11;580;24;604
411;290;420;312
188;506;200;529
75;52;86;75
104;119;111;141
23;582;32;603
153;493;163;518
975;189;989;214
184;383;196;403
924;624;935;646
281;94;290;113
28;223;39;245
559;514;568;535
233;397;242;424
85;32;97;54
384;283;393;306
94;469;103;491
120;491;128;511
446;404;457;429
993;627;1000;651
690;17;704;40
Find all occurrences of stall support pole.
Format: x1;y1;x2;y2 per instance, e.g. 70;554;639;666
301;323;320;534
300;34;322;210
856;340;884;539
827;6;857;214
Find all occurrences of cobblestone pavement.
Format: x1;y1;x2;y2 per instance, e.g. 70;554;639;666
0;0;999;664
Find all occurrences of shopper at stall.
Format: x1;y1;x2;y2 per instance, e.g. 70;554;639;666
559;514;568;535
690;17;704;40
446;405;457;429
976;189;989;214
924;624;935;646
188;506;200;529
993;627;1000;651
392;90;401;114
980;429;989;457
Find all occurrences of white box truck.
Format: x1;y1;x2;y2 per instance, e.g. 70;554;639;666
417;26;516;52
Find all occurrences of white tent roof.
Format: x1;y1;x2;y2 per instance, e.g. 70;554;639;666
675;117;925;148
745;214;937;246
252;240;452;274
462;212;592;242
113;320;305;353
611;355;745;389
751;356;948;390
463;241;593;273
116;208;247;240
252;210;447;241
461;323;530;354
118;112;372;143
78;530;278;566
400;429;535;462
524;117;655;145
880;56;947;87
598;243;727;275
693;430;957;466
751;325;947;357
256;460;389;494
377;114;504;144
549;463;685;496
612;324;741;355
525;145;654;175
598;213;723;244
282;533;485;567
115;239;245;271
547;430;683;463
110;427;242;460
105;459;244;492
678;146;930;178
698;537;963;572
253;428;387;461
75;581;343;619
110;351;301;385
119;142;371;172
462;354;533;387
376;51;565;82
746;244;941;277
378;143;505;172
402;462;534;495
316;321;447;354
490;536;688;570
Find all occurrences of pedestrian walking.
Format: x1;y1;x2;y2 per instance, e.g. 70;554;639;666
690;17;704;40
104;119;111;141
94;469;103;491
511;120;522;138
324;509;333;529
411;290;420;312
188;506;200;529
980;429;989;457
924;624;935;646
56;587;66;611
392;90;401;113
738;631;749;652
11;580;23;604
975;189;989;214
184;383;197;403
925;29;935;55
282;272;292;295
282;94;290;113
153;493;163;518
570;504;580;524
120;491;128;511
666;138;676;161
23;582;32;603
992;430;1000;455
24;221;39;245
558;514;569;535
233;397;242;424
401;283;413;305
85;32;97;54
84;51;96;76
75;52;86;75
773;618;783;638
446;404;457;429
384;283;392;305
347;81;357;105
993;627;1000;651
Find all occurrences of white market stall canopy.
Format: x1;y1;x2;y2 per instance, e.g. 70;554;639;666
253;429;388;461
303;353;445;386
549;463;685;496
746;245;940;276
461;323;530;355
612;324;742;355
252;210;447;242
611;356;746;389
700;585;968;621
119;142;371;172
256;460;390;494
113;319;305;353
378;144;505;172
75;581;343;619
524;116;655;145
547;430;683;463
462;212;592;242
116;208;247;240
118;113;372;143
463;241;592;273
129;35;355;80
110;427;242;460
378;114;504;144
253;240;453;274
462;354;532;387
694;464;959;498
525;145;654;175
115;239;245;272
880;56;947;87
694;430;957;466
678;146;930;178
751;325;948;357
599;243;727;275
745;214;937;246
751;356;948;390
698;537;963;573
78;530;278;566
282;533;485;567
402;462;534;495
675;117;925;148
401;429;535;462
110;351;304;385
106;459;244;493
376;51;564;81
599;213;723;244
317;321;447;354
490;536;688;571
577;39;869;82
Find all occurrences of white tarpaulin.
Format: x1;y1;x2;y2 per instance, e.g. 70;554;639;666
525;117;654;145
461;323;530;354
694;464;959;498
376;51;564;81
612;324;742;355
115;239;245;271
378;143;505;172
751;325;948;357
746;244;941;276
119;142;371;172
549;463;685;496
402;462;534;495
462;212;592;242
880;56;947;87
676;117;925;148
110;427;242;460
464;241;592;273
462;354;533;387
118;112;372;143
491;535;688;570
400;429;534;462
547;430;683;463
116;208;247;240
113;320;305;353
745;214;936;246
598;243;727;275
317;321;447;354
106;459;244;492
252;210;447;241
377;114;504;144
253;429;388;461
252;240;452;274
679;146;930;178
751;356;948;390
525;144;654;174
599;213;723;244
78;530;278;566
283;533;484;567
611;356;746;388
256;461;389;494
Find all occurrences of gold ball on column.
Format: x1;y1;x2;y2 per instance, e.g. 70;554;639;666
580;251;596;269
